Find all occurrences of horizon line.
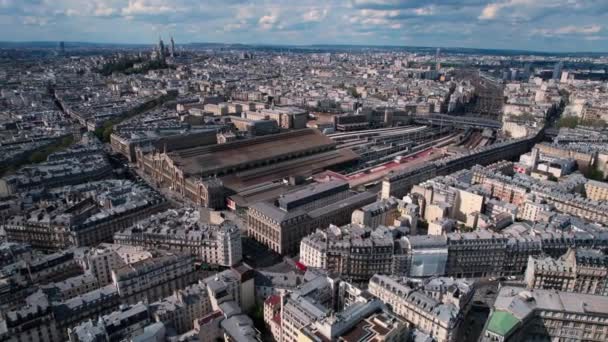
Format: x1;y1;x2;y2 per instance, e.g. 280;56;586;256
0;40;607;55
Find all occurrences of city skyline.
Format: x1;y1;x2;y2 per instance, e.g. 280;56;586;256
1;0;608;52
3;3;608;341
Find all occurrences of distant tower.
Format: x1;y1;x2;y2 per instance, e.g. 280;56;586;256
59;41;65;54
435;47;441;71
553;61;563;80
170;36;175;58
158;36;165;59
523;63;532;78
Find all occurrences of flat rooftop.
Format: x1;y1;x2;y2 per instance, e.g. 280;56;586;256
168;128;339;177
221;153;357;193
278;179;348;210
228;181;294;209
494;286;608;318
587;179;608;189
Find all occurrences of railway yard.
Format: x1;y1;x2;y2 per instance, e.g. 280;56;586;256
316;124;498;189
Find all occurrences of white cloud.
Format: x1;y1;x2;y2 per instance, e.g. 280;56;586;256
351;0;411;9
555;24;601;34
121;0;174;16
224;22;247;32
1;0;608;51
302;8;328;22
259;10;280;30
22;16;49;26
360;9;400;18
477;0;582;22
94;5;117;17
534;24;602;36
584;36;605;41
414;7;434;16
479;3;503;20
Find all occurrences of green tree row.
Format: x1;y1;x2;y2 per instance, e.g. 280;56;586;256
97;57;171;76
94;92;177;142
0;135;75;176
28;135;74;163
557;116;607;129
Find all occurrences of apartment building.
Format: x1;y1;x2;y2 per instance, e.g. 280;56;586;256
0;252;85;310
482;286;608;342
0;292;61;342
446;230;510;277
0;242;33;268
276;271;393;342
525;248;608;295
2;249;83;288
193;266;258;341
3;180;168;250
351;197;400;227
68;303;151;342
485;199;518;220
204;102;229;116
470;161;608;226
77;243;153;286
254;270;304;303
518;197;555;222
53;285;121;340
297;304;408;342
40;273;100;302
585;179;608;201
111;252;197;304
381;137;536;199
301;225;449;280
245;106;308;129
534;142;596;174
368;275;473;342
0;134;111;196
299;215;608;281
264;295;282;341
226;115;279;136
476;177;528;207
535;189;608;225
400;171;485;227
150;282;212;334
300;224;398;282
248;180;376;255
0;284;121;342
113;208;242;267
204;265;256;313
0;154;112;196
65;264;254;342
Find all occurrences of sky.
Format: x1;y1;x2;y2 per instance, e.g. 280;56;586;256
1;0;608;52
